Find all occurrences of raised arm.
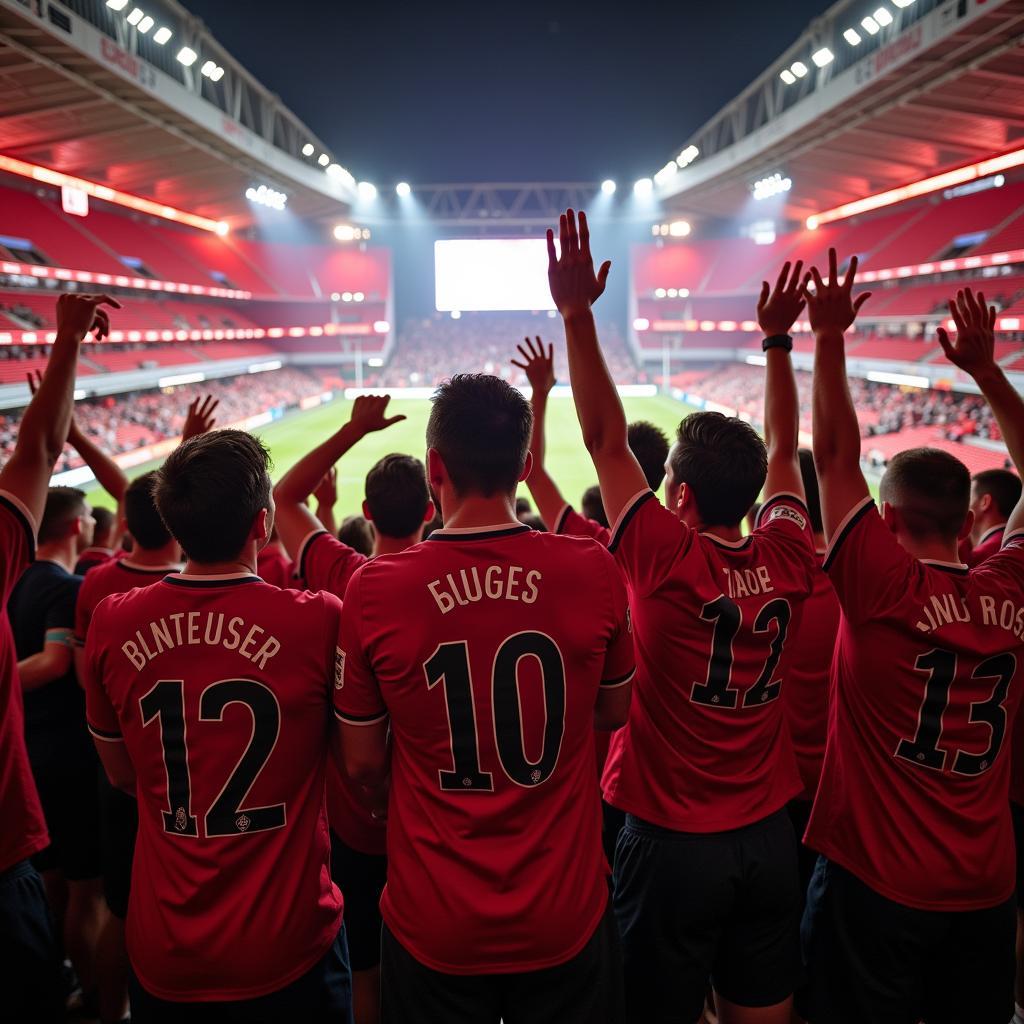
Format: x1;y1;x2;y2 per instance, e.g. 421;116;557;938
313;467;338;536
273;395;406;559
807;249;872;538
937;288;1024;539
181;395;219;442
511;336;568;528
549;209;647;526
0;294;120;525
758;261;808;502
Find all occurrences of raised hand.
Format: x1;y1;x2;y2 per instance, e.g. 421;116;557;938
348;394;406;436
804;249;871;335
547;209;611;318
313;466;338;510
758;261;806;337
511;336;556;396
937;288;998;380
55;293;121;343
182;394;219;441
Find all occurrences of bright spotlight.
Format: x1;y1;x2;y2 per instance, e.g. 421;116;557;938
667;288;678;298
137;15;154;32
357;181;378;200
753;173;793;201
302;143;315;156
214;221;229;237
153;25;172;44
892;0;916;7
633;318;650;332
791;61;808;78
201;59;217;77
318;153;330;167
353;292;365;303
106;0;129;9
655;162;678;187
342;292;353;302
633;178;654;198
676;146;699;168
176;46;198;66
843;28;862;45
245;184;287;211
668;220;690;237
654;288;666;298
327;164;355;186
330;292;341;302
373;321;390;334
334;225;356;242
874;8;893;26
861;15;880;34
679;288;690;298
451;310;462;320
780;69;797;85
396;182;411;198
209;66;225;82
126;7;144;25
812;47;834;67
601;179;617;196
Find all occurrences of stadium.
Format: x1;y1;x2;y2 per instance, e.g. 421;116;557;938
1;0;1024;1021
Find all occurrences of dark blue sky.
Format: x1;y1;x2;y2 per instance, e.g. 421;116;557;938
187;0;828;187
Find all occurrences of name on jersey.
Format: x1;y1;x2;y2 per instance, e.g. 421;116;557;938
120;613;282;671
429;565;542;615
915;593;1024;640
724;565;775;599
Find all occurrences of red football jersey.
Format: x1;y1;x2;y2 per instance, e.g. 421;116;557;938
552;503;611;546
334;523;634;974
256;543;296;589
296;529;384;854
784;553;840;799
806;498;1024;910
968;525;1006;569
0;491;49;873
74;557;182;645
602;491;816;832
84;573;344;1000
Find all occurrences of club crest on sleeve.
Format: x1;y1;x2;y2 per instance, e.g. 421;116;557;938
335;648;346;689
768;504;807;532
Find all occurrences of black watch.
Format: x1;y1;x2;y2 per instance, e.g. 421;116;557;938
762;333;793;353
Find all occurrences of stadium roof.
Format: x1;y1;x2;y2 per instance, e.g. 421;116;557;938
0;0;357;228
655;0;1024;226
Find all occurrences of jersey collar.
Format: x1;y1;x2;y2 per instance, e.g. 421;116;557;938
920;558;970;575
428;523;531;542
977;525;1006;546
164;571;263;588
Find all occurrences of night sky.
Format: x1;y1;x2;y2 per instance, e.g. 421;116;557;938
185;0;828;188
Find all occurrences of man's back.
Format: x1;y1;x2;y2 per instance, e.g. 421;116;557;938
84;572;344;1000
807;498;1024;909
335;524;633;974
603;491;816;832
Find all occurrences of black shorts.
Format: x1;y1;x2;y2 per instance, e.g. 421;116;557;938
798;856;1015;1024
329;829;387;972
1011;801;1024;897
787;798;817;905
29;726;102;880
99;772;138;919
129;923;353;1023
613;807;800;1022
0;859;65;1022
380;900;623;1024
602;799;626;869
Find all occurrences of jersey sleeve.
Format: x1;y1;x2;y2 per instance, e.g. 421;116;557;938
971;530;1024;597
608;490;694;597
553;505;612;547
333;568;388;727
298;529;369;598
599;550;636;688
822;496;915;626
754;492;818;595
74;573;98;645
83;601;123;743
0;489;36;602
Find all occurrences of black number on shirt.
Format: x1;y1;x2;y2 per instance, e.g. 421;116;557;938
424;632;566;792
897;650;1017;776
140;678;285;838
691;596;792;709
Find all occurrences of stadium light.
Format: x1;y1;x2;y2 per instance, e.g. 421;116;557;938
873;8;894;26
245;184;287;211
126;7;144;25
791;61;808;78
334;225;357;242
892;0;916;7
318;153;330;167
633;318;650;332
753;173;792;201
450;310;462;320
601;179;617;195
301;143;315;156
357;181;378;200
861;16;880;34
843;28;862;45
353;292;365;303
633;178;654;198
137;15;154;32
669;220;690;237
654;162;678;187
396;182;412;198
209;66;225;83
780;69;797;85
327;164;355;186
153;26;172;44
655;288;666;298
106;0;129;9
176;46;198;66
812;47;834;68
677;145;699;168
373;321;390;334
342;292;353;302
667;288;678;298
201;60;217;77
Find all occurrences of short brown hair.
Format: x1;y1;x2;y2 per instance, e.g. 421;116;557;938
40;487;86;545
880;448;970;541
364;454;429;538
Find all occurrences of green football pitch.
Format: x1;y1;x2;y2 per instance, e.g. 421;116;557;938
84;394;697;519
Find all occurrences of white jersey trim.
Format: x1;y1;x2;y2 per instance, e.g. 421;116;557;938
0;487;38;538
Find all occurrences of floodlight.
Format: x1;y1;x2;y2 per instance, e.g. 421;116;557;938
601;179;616;195
843;28;861;45
633;318;650;332
679;288;690;298
201;60;217;77
331;292;341;302
138;15;154;32
353;292;365;303
126;7;144;25
318;153;330;167
654;288;666;298
676;145;699;167
176;47;198;66
209;66;225;82
396;182;411;198
357;181;378;200
153;26;172;44
874;8;893;26
669;220;690;237
334;225;356;242
633;178;653;197
812;47;834;67
861;16;880;34
780;69;797;85
791;61;808;78
450;310;461;320
667;288;678;298
892;0;915;7
302;143;315;156
106;0;130;10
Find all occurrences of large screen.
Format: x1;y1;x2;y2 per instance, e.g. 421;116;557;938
434;238;555;312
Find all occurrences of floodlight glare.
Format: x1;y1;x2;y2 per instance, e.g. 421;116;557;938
791;61;808;78
676;145;699;167
633;177;654;197
201;60;217;77
396;182;412;198
331;292;341;302
353;292;365;303
667;288;678;298
153;26;172;44
176;46;198;66
137;15;154;32
861;16;880;34
780;69;797;84
812;47;834;67
752;173;793;201
106;0;130;9
843;28;862;45
245;184;287;211
655;288;666;298
357;181;378;200
874;7;893;26
126;7;144;25
302;143;315;156
892;0;916;7
209;66;225;82
334;225;356;242
669;220;690;237
601;179;617;195
318;153;330;167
